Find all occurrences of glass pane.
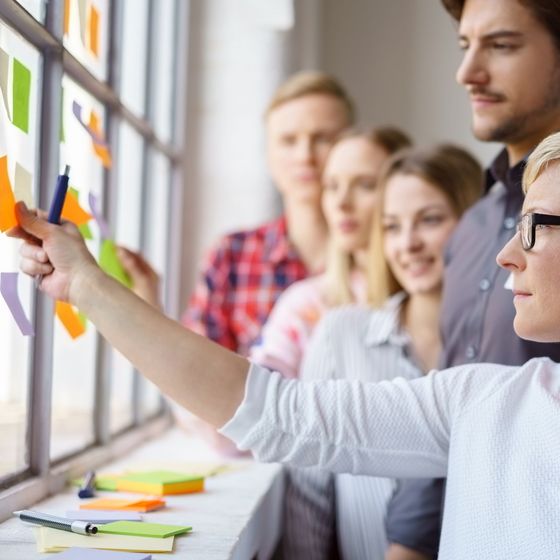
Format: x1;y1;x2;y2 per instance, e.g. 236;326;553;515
150;0;175;143
14;0;45;22
120;0;149;116
140;150;170;418
0;23;41;478
63;0;109;81
51;76;107;461
109;121;144;434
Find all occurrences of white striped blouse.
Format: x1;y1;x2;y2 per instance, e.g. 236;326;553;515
290;292;424;559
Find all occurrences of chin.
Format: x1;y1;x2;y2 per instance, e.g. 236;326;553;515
513;318;560;343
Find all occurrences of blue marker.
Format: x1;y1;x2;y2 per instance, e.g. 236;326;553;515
36;165;70;287
78;470;96;499
47;164;71;224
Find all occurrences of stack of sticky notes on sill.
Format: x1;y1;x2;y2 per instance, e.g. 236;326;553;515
44;548;153;559
35;520;192;554
78;470;205;496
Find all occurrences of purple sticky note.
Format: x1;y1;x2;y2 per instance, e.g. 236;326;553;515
72;99;107;146
0;272;34;336
88;192;111;239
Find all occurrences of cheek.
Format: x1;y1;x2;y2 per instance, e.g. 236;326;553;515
321;195;337;227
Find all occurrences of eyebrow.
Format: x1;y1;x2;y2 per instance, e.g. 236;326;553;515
383;204;450;218
459;30;525;42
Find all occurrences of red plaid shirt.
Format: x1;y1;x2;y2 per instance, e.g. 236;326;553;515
182;216;309;356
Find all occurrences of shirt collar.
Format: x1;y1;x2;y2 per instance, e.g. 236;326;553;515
364;291;409;347
265;215;302;264
486;148;528;195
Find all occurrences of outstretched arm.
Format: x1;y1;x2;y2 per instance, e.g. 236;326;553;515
10;202;249;427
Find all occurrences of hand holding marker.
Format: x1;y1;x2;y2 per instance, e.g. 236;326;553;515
36;164;70;286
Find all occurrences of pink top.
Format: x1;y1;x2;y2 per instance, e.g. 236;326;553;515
250;273;366;378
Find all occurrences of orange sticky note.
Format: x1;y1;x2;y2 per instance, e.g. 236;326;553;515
0;155;17;231
61;189;92;226
55;301;86;339
88;111;112;168
89;4;100;57
80;498;166;512
64;0;70;35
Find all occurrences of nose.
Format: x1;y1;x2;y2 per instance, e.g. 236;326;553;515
455;43;489;88
295;136;314;163
335;182;353;209
496;231;526;272
399;224;423;252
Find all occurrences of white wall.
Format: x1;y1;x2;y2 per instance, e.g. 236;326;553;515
322;0;500;163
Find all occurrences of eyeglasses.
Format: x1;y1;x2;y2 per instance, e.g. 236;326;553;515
517;212;560;250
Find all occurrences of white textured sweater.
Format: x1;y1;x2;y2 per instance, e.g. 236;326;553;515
220;357;560;559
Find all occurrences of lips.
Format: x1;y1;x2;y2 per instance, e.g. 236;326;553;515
338;220;358;233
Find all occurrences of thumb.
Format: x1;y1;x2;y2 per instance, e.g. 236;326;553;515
15;201;54;241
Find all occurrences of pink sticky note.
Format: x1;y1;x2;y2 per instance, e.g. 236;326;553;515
0;272;34;336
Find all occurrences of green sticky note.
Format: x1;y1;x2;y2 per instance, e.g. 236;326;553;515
120;471;202;484
98;520;192;538
78;222;93;239
99;239;133;288
12;58;31;133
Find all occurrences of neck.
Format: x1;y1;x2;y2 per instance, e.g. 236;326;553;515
402;290;442;372
507;119;560;166
352;248;369;273
284;200;328;273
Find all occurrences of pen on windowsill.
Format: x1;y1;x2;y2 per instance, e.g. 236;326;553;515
78;470;96;499
13;509;98;535
36;164;71;287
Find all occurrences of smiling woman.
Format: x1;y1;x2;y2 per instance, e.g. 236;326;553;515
9;131;560;559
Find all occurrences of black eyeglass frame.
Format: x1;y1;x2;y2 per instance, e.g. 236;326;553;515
517;212;560;250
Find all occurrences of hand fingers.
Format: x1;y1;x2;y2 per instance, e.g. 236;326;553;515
20;242;49;263
20;256;53;277
6;225;43;246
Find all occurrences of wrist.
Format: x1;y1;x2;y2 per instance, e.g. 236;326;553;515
69;263;106;311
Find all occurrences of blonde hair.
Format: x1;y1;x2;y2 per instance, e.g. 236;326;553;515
523;130;560;193
368;144;483;307
323;127;412;306
265;71;355;125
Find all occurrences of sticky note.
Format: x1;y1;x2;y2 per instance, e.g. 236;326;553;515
56;301;87;339
36;526;173;553
79;498;165;512
12;58;31;134
99;239;132;288
77;0;87;46
52;549;152;560
14;162;33;207
88;111;112;168
116;471;205;495
0;272;34;336
88;192;110;239
61;189;92;225
99;521;192;539
63;0;70;35
0;48;10;119
0;155;17;231
89;4;100;57
65;511;143;523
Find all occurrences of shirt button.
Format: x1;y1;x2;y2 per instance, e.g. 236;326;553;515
465;346;476;359
504;217;516;230
479;278;491;291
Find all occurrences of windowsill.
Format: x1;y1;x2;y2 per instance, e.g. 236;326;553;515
0;428;285;559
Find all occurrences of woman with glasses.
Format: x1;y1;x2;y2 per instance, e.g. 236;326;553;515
11;131;560;560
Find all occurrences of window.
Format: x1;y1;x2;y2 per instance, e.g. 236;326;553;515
0;0;187;512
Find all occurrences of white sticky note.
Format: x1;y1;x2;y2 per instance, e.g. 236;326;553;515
65;510;143;523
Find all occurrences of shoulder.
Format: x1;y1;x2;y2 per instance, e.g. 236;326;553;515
204;217;282;260
431;357;558;411
315;304;373;339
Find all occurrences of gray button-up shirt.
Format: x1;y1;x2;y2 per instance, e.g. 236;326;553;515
440;149;560;367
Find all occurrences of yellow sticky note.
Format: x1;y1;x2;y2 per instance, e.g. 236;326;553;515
36;526;174;553
56;301;87;339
